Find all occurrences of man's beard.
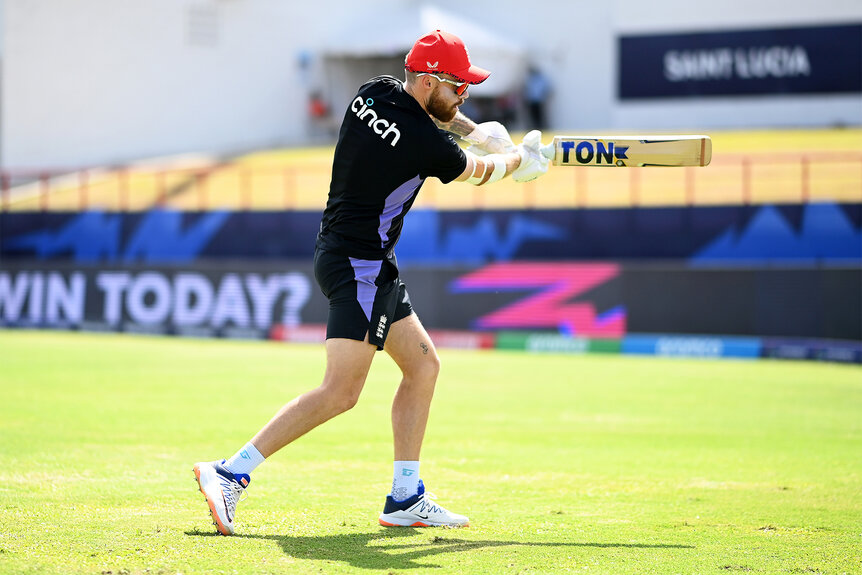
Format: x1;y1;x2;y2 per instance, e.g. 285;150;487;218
427;88;458;123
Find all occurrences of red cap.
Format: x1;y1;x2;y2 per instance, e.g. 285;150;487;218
405;30;490;84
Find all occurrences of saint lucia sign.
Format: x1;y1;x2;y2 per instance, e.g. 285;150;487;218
619;24;862;99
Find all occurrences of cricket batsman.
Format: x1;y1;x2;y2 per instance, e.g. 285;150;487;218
194;29;550;534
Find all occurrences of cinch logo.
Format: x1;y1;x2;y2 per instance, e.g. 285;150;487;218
351;97;401;147
561;141;629;165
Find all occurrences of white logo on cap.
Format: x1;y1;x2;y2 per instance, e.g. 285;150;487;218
426;61;439;69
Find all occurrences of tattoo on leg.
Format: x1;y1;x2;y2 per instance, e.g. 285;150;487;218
419;342;429;355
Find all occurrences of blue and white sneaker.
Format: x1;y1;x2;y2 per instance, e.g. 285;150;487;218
193;460;250;535
378;480;469;527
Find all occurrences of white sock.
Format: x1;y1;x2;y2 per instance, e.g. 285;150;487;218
391;460;420;502
224;442;265;476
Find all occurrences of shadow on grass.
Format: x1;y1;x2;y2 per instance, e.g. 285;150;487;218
186;528;693;570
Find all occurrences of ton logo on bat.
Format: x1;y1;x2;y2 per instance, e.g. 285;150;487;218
560;141;629;165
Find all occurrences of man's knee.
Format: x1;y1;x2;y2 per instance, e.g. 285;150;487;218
319;376;365;415
321;337;376;414
427;352;441;380
334;390;361;413
408;351;441;383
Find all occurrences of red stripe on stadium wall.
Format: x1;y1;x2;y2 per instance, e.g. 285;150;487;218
427;330;496;350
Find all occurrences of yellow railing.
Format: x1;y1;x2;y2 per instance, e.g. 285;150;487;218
3;151;860;212
6;124;862;212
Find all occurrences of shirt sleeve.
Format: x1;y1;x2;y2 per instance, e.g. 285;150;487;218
421;130;468;184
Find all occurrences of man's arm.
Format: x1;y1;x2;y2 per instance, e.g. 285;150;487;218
454;130;549;186
434;112;517;155
432;110;476;139
454;150;521;185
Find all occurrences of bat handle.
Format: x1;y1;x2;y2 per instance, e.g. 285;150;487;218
540;143;555;161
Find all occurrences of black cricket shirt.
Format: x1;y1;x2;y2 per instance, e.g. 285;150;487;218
316;75;468;260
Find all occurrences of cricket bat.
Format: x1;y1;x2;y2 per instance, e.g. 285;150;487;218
540;135;711;167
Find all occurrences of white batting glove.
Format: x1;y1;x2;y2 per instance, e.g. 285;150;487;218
512;130;550;183
464;121;517;156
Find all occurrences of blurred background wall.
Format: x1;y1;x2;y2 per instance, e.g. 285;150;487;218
0;0;860;363
1;0;860;168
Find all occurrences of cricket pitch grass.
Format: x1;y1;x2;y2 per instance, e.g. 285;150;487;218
0;330;859;574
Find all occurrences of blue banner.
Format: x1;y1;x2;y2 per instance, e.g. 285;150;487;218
619;24;862;99
622;334;762;359
2;203;860;265
761;337;862;363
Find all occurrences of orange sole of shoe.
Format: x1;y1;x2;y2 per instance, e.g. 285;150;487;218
194;465;232;536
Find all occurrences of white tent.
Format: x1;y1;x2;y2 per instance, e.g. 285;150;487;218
316;4;527;119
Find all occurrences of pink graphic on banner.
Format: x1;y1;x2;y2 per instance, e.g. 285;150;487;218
452;263;626;337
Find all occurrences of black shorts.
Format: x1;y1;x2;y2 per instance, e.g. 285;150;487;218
313;247;414;350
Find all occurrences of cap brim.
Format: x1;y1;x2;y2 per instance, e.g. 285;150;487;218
455;65;491;85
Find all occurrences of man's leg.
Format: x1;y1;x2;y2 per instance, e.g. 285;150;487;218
384;313;440;462
252;336;377;457
378;314;469;527
195;335;376;535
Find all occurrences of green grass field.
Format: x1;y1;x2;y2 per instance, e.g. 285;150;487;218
0;330;860;574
